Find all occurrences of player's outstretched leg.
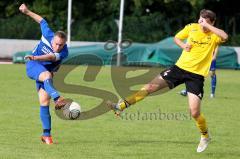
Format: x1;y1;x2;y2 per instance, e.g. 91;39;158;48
107;88;148;116
39;71;70;109
188;93;211;152
107;75;169;116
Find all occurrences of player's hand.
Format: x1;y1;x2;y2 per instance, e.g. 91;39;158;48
24;55;35;61
19;4;29;14
198;17;209;28
183;43;192;52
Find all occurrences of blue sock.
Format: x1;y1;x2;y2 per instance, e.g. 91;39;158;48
43;79;60;101
40;106;51;137
211;74;217;95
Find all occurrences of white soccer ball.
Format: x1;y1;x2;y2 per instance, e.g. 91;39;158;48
63;101;81;120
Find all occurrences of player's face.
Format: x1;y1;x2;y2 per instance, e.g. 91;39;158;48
198;16;214;32
52;36;66;53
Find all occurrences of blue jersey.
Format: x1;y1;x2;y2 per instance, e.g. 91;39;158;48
31;19;68;72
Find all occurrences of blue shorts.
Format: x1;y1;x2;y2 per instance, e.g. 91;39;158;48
210;60;216;71
26;61;47;91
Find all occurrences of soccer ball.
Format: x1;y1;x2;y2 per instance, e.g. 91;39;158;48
63;101;81;120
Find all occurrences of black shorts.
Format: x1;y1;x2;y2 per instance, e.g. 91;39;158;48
160;65;204;99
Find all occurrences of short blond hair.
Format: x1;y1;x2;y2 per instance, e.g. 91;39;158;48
54;31;67;41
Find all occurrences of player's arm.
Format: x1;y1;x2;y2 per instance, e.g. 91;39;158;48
174;37;192;52
199;18;228;41
19;3;43;24
174;24;192;52
24;53;57;61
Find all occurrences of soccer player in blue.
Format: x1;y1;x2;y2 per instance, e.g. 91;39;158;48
209;46;218;98
180;46;219;98
19;4;70;144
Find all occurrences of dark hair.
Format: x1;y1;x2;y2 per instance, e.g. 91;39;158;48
200;9;216;22
54;31;67;41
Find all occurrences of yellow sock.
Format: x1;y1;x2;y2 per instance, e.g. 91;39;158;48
119;88;149;110
194;114;209;138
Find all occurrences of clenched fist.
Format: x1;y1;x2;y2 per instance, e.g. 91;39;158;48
19;4;29;14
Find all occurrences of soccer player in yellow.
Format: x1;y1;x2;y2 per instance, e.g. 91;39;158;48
108;9;228;152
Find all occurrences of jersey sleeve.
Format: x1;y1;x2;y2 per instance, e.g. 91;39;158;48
40;19;54;40
213;34;225;45
59;45;68;60
175;24;191;40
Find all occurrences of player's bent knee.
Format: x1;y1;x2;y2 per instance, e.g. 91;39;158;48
39;95;51;105
38;71;52;81
210;71;216;77
211;72;216;77
38;90;51;105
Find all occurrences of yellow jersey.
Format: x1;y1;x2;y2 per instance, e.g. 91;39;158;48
175;23;224;77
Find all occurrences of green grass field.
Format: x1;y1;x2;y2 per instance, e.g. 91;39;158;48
0;64;240;159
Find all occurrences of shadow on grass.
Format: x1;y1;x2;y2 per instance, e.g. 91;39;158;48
204;152;240;158
115;139;196;146
62;139;195;146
